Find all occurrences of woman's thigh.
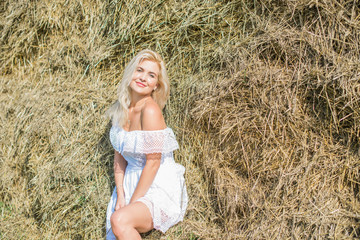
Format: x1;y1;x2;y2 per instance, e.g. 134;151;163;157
112;201;153;233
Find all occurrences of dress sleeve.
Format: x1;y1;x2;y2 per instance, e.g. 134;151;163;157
109;126;123;153
123;128;179;155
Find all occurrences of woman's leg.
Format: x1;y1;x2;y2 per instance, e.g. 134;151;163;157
110;201;153;240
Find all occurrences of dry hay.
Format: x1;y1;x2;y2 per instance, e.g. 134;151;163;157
1;0;360;239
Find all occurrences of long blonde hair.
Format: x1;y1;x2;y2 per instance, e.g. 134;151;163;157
106;49;170;127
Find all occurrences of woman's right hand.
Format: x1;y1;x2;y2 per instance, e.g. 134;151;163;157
113;151;127;211
115;189;126;211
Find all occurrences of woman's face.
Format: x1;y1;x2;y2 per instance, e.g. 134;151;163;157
129;59;160;97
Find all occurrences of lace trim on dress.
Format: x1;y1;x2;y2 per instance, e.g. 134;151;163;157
109;126;179;155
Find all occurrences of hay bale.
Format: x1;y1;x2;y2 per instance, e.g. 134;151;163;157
1;0;359;239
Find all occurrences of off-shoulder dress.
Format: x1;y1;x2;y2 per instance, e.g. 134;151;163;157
106;126;188;239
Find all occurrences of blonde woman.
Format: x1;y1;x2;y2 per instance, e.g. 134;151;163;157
106;49;188;239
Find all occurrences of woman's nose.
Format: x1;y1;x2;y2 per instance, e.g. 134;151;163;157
139;72;146;81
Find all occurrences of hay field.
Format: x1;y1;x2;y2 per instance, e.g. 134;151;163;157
1;0;359;239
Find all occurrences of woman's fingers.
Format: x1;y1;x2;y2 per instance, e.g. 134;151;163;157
115;197;126;211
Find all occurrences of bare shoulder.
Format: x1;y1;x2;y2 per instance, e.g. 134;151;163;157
141;98;166;131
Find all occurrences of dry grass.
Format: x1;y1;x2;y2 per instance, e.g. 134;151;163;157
1;0;360;239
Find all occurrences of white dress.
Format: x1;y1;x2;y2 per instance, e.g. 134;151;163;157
106;126;188;239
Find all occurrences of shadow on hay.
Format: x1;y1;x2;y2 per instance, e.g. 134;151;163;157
95;120;114;238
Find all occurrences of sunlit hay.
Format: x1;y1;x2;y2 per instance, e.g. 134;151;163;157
189;0;360;237
1;0;360;239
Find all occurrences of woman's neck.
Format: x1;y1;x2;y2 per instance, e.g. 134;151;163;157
129;94;151;109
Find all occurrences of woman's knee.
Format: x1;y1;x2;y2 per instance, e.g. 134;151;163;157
110;210;131;236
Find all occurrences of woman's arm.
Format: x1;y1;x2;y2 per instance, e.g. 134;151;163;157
129;101;166;203
114;150;127;210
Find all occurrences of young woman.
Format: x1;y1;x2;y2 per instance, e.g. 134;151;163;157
106;49;188;239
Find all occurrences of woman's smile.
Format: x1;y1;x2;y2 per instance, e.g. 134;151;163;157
136;81;146;87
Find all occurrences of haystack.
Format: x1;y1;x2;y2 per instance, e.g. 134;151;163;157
1;0;359;239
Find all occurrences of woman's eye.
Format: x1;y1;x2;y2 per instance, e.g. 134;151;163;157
150;74;155;78
137;68;142;72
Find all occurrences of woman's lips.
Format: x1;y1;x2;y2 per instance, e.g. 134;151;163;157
136;82;146;87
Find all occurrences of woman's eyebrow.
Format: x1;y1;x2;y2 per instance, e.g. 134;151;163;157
149;71;158;76
138;65;158;76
